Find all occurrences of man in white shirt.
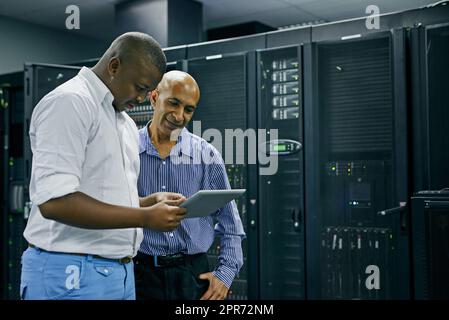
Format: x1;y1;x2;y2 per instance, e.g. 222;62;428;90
20;32;186;300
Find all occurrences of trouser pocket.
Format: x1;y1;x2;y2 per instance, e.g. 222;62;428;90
43;256;84;300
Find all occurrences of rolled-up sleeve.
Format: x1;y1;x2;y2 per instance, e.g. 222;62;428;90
30;93;93;205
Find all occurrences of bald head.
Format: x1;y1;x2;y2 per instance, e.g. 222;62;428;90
157;71;200;99
150;71;200;140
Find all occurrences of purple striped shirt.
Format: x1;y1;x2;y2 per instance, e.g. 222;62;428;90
137;125;245;288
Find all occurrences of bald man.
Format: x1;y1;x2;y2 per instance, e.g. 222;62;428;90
20;32;186;300
133;71;245;300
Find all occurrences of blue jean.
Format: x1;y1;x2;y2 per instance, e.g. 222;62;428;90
20;247;135;300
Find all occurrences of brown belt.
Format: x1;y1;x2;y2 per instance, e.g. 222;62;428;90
28;243;133;264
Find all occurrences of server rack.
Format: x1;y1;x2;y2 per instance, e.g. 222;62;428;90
164;45;188;62
256;46;305;299
304;29;410;299
6;86;26;300
411;190;449;299
185;52;258;299
187;34;265;59
409;23;449;300
266;27;311;49
1;83;10;298
411;23;449;192
1;72;24;299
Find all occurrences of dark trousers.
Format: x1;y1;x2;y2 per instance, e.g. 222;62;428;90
134;252;210;300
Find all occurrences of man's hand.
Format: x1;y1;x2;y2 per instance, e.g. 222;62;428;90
154;192;186;205
199;272;229;300
141;200;187;231
140;192;186;207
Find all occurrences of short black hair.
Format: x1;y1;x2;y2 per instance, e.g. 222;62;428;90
104;32;167;75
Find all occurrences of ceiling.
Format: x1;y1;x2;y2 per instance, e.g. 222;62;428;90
0;0;440;41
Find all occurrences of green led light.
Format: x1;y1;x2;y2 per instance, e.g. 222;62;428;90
274;144;287;152
332;166;336;171
8;160;13;166
8;239;12;245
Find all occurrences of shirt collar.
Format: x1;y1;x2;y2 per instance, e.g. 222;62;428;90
139;121;193;159
78;67;114;108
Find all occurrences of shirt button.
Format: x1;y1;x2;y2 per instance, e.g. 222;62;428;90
161;186;166;190
162;161;166;165
169;233;174;237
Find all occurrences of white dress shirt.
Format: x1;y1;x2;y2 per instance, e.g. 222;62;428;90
23;67;143;259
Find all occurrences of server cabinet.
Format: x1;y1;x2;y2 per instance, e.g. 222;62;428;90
1;84;10;298
304;29;410;299
185;52;258;299
411;190;449;299
164;45;187;62
256;46;305;299
5;87;25;300
1;72;25;299
266;27;310;49
411;23;449;192
187;34;265;59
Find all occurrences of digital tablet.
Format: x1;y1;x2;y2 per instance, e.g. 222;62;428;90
180;189;246;218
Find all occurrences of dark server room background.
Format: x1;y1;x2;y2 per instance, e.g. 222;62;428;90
1;0;449;300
